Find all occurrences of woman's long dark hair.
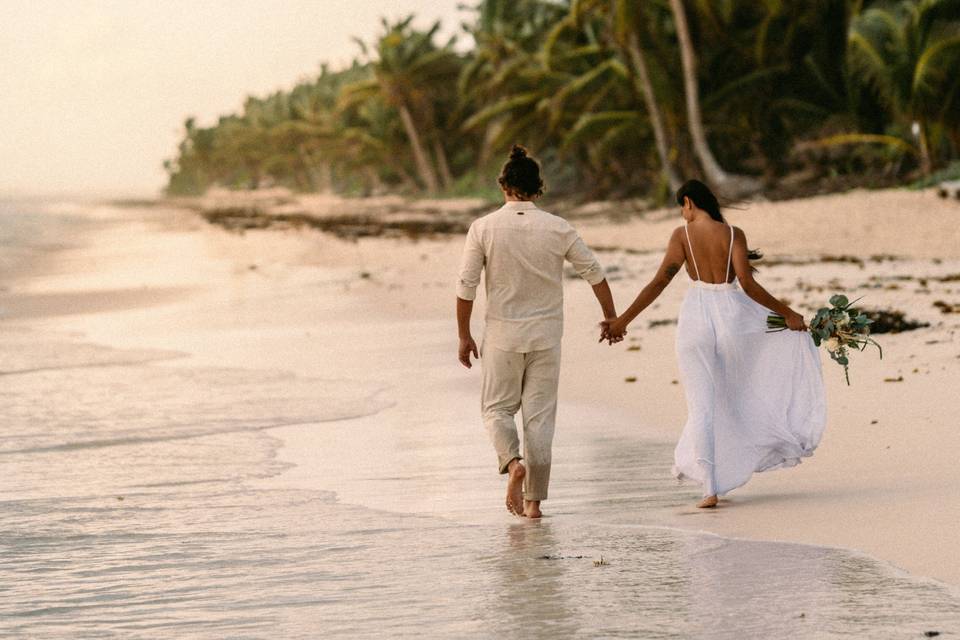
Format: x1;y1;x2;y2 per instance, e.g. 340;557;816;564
676;179;762;261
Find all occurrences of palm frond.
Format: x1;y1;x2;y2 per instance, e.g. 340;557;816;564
912;28;960;104
812;132;917;155
548;58;627;128
702;65;789;110
847;29;899;112
460;92;542;131
562;111;643;149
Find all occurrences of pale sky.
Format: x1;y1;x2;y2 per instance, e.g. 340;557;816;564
0;1;468;197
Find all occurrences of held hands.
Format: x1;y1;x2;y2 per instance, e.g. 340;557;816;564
459;336;479;368
599;317;628;345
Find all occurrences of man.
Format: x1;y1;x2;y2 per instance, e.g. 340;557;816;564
456;145;618;519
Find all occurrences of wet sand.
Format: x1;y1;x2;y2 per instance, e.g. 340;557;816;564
2;190;959;636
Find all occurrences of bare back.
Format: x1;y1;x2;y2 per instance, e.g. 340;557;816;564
681;219;735;284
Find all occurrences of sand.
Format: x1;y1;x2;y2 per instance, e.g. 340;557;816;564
264;186;960;586
7;186;960;591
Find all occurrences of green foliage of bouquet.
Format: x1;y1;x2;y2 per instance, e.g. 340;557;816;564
768;295;882;385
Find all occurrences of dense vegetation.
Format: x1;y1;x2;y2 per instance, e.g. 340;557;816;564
164;0;960;201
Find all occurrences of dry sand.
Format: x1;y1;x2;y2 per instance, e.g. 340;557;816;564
8;187;960;588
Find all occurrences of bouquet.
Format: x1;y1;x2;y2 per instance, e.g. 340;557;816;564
767;294;882;385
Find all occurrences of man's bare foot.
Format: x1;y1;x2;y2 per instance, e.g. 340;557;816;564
523;500;542;519
505;459;525;516
697;495;718;508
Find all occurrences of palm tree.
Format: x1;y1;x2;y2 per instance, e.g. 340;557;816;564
458;0;568;171
846;0;960;174
671;1;859;177
668;0;761;195
163;1;958;198
283;64;368;191
607;0;681;191
341;17;462;194
164;117;216;195
462;1;672;195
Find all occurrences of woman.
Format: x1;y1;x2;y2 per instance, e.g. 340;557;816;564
602;180;826;508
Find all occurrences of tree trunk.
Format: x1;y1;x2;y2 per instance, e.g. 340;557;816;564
397;167;419;192
320;162;333;192
363;166;383;195
398;103;440;194
626;31;682;192
297;146;331;192
670;0;761;195
948;127;960;162
433;138;454;191
917;120;933;176
476;121;501;186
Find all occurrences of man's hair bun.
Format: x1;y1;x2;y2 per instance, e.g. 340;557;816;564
498;144;543;198
509;145;528;161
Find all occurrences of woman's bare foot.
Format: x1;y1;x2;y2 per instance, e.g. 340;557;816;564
523;500;542;519
505;459;525;516
697;495;718;509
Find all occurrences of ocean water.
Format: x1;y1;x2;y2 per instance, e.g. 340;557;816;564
1;201;958;638
0;200;107;279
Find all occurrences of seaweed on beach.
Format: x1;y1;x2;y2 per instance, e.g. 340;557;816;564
863;309;930;333
107;198;163;208
648;318;677;328
201;207;275;230
760;254;900;269
592;246;656;256
820;254;866;266
200;207;473;239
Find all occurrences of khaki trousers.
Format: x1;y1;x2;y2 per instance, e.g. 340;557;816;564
481;344;561;501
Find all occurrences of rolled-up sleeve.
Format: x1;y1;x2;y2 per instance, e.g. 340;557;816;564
565;233;605;286
456;223;484;300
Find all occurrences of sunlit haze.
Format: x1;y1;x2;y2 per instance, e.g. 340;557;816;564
0;0;466;197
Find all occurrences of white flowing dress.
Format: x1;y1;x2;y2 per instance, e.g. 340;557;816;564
673;223;827;497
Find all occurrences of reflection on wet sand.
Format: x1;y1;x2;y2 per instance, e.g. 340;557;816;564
485;522;580;637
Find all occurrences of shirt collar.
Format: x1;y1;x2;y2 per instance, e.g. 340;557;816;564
500;200;540;213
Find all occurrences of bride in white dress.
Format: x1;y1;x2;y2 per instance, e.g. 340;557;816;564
602;180;826;508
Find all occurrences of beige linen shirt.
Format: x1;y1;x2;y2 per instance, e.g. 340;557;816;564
456;201;605;352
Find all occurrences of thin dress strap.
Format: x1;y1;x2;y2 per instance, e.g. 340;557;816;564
725;225;734;282
683;222;701;281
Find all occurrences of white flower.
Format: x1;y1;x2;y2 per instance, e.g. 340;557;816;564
824;337;840;352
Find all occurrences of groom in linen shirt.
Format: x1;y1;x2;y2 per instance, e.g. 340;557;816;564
456;146;617;519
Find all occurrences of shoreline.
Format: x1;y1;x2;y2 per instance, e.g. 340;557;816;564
201;185;958;585
7;188;960;589
264;410;960;595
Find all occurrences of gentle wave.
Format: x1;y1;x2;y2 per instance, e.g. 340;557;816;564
5;491;956;639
